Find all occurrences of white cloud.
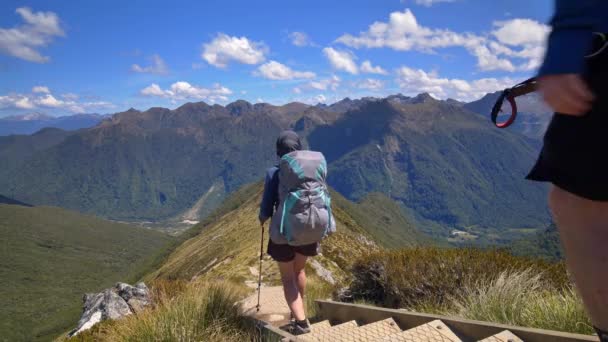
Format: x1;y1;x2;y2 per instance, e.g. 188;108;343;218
202;33;267;68
307;75;341;91
37;94;64;107
395;66;515;101
289;31;314;47
0;89;114;113
131;54;169;75
360;60;388;75
491;19;549;71
293;87;302;94
335;8;548;72
357;78;385;90
32;86;50;94
492;19;549;46
0;7;65;63
61;93;79;101
414;0;455;6
323;47;358;74
255;60;316;80
140;81;232;102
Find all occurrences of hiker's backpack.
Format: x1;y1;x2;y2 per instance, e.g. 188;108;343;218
270;150;336;246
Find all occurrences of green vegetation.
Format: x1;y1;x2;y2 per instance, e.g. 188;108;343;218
346;247;591;334
348;247;567;309
0;204;174;342
510;224;564;261
449;270;591;334
335;192;432;248
67;280;258;342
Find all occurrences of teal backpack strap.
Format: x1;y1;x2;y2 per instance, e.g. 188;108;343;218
279;191;301;242
281;154;305;180
322;189;332;234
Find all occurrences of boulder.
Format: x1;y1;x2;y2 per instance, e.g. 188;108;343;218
68;282;152;337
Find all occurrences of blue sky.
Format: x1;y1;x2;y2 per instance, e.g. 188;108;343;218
0;0;553;117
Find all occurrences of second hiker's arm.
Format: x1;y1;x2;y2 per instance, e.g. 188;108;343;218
259;167;279;225
538;0;599;115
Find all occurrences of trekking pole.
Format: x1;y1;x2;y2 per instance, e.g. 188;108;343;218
256;223;264;312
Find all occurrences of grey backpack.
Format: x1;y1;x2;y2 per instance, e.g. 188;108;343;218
270;150;336;246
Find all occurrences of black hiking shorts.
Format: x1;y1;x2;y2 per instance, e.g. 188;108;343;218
527;43;608;201
267;239;319;262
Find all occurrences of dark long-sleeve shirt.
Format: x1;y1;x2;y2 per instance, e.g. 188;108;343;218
259;166;279;221
539;0;608;76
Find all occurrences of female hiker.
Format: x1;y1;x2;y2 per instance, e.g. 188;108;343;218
258;130;335;335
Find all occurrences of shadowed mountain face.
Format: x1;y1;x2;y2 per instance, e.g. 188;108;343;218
0;95;550;233
309;96;549;232
0;113;106;136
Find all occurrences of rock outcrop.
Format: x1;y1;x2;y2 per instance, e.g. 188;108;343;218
68;282;152;337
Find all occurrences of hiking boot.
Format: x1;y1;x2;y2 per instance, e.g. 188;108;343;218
290;319;311;335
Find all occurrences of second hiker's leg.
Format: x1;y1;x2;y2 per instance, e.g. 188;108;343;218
549;185;608;330
278;260;306;321
293;253;308;299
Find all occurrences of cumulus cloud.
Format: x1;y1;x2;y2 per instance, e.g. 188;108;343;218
0;88;114;113
202;33;267;68
0;7;65;63
323;47;358;74
32;86;50;94
140;81;232;103
395;66;515;101
357;78;385;90
255;60;316;80
131;54;169;75
335;9;549;72
288;31;314;47
360;60;388;75
307;75;341;91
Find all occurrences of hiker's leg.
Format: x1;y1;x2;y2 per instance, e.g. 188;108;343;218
278;260;306;321
549;185;608;330
293;253;308;299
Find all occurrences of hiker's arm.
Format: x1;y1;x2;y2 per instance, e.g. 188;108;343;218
259;168;278;224
538;0;598;115
538;0;598;76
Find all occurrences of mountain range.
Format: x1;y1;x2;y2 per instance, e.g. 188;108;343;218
0;113;106;136
0;93;550;237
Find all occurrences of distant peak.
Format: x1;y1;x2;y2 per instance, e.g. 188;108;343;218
411;93;436;103
226;99;253;115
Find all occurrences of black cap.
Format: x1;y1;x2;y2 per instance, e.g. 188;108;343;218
276;130;302;157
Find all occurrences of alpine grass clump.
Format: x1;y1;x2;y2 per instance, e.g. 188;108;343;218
67;280;258;342
348;247;567;309
448;270;592;334
346;247;591;335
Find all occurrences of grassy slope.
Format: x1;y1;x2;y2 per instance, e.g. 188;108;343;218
336;192;431;249
146;184;392;288
0;204;174;342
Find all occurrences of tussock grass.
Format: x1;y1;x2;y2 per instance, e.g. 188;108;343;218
346;247;592;335
349;247;567;309
304;278;335;319
448;270;593;334
68;280;258;342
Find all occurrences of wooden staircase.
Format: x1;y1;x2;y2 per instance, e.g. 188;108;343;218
241;287;597;342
